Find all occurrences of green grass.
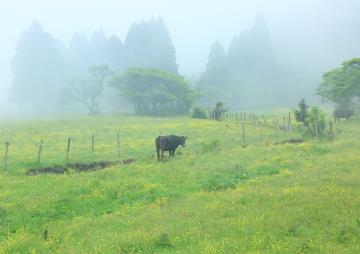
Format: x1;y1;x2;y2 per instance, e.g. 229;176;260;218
0;114;359;253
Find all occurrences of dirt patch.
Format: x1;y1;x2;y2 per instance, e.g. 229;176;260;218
27;158;134;176
274;138;304;145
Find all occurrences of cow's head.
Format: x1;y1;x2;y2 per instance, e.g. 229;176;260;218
180;136;188;147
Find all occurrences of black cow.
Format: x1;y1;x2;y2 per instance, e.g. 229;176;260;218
334;108;354;122
155;135;188;160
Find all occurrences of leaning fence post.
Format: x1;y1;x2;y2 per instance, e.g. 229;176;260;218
66;137;71;163
117;133;121;157
3;142;9;170
91;134;95;157
37;140;43;168
315;122;319;138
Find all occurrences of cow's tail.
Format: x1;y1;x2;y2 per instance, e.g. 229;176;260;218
155;137;160;160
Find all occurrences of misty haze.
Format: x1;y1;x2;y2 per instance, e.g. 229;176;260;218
0;0;360;253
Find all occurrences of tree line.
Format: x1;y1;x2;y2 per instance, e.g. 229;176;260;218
9;18;179;114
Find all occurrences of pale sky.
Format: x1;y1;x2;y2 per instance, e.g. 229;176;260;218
1;0;360;106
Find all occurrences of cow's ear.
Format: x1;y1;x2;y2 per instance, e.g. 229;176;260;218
184;136;189;140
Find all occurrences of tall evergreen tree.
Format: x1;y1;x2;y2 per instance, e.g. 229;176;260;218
124;17;178;73
199;15;279;107
65;32;91;75
89;30;109;66
9;21;66;110
107;35;125;71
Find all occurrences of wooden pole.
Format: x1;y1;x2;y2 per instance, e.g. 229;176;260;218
315;122;318;138
66;137;71;163
3;141;9;170
329;121;333;134
262;115;267;127
117;133;121;157
37;140;43;168
288;112;292;135
283;116;287;135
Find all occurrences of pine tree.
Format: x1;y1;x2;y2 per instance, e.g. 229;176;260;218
10;21;66;111
124;17;178;73
65;32;91;74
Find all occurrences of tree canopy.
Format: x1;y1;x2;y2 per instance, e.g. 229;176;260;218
66;65;113;114
111;68;193;116
317;58;360;109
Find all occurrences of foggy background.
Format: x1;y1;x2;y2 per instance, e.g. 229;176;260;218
1;0;360;113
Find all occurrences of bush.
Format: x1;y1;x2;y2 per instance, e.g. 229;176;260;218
191;107;207;119
213;102;227;120
294;98;309;125
307;106;326;136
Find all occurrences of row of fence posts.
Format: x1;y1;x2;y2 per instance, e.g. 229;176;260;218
1;117;335;171
2;133;122;171
213;110;334;141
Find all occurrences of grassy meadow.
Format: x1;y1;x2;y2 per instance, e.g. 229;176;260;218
0;114;359;253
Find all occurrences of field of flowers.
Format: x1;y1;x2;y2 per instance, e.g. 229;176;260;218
0;114;359;253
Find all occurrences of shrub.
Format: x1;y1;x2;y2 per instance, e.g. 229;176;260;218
191;107;207;119
307;106;326;136
294;98;309;125
213;101;227;120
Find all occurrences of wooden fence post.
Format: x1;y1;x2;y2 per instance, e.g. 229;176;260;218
283;116;287;135
315;122;319;138
3;142;9;170
329;121;333;134
288;112;292;135
117;133;121;157
37;140;43;168
66;137;71;163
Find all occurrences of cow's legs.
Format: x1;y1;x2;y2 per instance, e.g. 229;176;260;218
161;150;164;160
157;148;160;160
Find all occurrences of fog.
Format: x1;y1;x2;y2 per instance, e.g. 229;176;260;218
1;0;360;114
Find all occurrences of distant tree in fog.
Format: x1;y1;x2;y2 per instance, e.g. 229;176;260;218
197;15;279;108
198;41;229;105
111;68;193;116
9;21;66;111
65;65;113;114
317;58;360;111
64;32;91;74
124;17;178;73
107;35;125;71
